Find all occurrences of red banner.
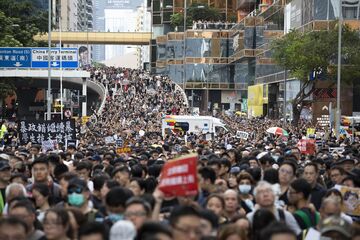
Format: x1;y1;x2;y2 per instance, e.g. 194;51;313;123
158;154;198;197
297;139;316;155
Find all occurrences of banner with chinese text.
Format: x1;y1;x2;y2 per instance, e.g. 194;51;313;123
18;120;76;145
158;154;198;197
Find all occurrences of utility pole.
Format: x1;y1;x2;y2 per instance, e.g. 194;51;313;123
336;1;342;139
47;0;52;120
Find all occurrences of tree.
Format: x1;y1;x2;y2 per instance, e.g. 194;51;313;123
271;23;360;125
170;4;222;30
0;0;47;109
0;0;47;47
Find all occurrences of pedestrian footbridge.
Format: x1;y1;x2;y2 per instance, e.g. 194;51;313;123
34;32;152;45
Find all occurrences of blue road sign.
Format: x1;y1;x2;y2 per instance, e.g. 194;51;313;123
31;48;78;69
0;48;32;68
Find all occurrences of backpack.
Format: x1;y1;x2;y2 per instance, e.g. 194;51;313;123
294;209;320;229
278;209;286;222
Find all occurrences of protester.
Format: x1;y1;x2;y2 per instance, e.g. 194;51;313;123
288;178;320;230
0;66;358;240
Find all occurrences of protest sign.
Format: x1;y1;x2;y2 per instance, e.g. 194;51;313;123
18;119;76;144
236;131;249;140
116;147;131;154
116;138;123;147
65;139;78;149
104;136;115;144
335;185;360;216
297;139;316;155
41;139;57;152
158;154;198;197
306;128;315;137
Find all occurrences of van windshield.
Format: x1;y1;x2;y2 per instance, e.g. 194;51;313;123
215;126;227;135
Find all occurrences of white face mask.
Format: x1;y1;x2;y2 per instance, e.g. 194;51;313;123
238;184;251;194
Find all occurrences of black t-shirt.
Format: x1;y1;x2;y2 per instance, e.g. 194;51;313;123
279;188;289;206
310;184;326;210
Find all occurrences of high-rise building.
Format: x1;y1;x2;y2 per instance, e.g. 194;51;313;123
92;0;107;62
93;0;148;63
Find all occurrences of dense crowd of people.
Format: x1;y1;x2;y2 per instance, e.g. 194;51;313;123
0;66;359;240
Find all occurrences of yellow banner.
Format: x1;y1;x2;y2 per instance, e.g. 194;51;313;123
248;84;264;117
306;128;315;136
82;116;90;125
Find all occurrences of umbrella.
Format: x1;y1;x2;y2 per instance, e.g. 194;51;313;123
266;127;289;136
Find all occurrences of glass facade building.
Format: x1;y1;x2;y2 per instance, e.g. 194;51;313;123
152;0;360;115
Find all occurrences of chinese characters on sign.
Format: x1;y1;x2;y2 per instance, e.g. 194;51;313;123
158;154;198;197
18;120;76;145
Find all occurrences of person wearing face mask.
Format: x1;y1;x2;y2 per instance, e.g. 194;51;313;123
237;172;255;214
104;186;134;228
66;178;104;223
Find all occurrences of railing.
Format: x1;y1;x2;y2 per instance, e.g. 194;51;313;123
87;78;107;115
255;70;294;84
174;82;189;108
185;82;248;90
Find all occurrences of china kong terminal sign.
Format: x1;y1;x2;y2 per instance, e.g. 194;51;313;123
18;120;76;144
158;154;198;197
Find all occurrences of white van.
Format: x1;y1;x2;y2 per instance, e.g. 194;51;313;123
161;115;228;137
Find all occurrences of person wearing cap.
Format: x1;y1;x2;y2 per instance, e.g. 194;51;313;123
109;220;136;240
0;160;11;214
320;215;352;240
336;158;356;172
67;178;103;223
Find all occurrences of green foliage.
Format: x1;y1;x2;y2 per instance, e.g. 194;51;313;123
170;4;222;29
272;23;360;124
0;0;47;47
170;13;184;28
273;24;360;83
92;62;106;68
188;4;221;22
0;80;15;100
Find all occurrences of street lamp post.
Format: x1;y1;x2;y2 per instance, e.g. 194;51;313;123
336;1;342;139
47;0;52;120
183;0;187;91
283;68;287;121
